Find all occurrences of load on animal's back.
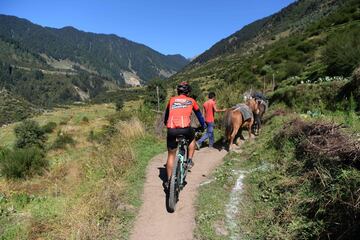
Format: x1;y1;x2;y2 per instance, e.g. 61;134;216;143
223;95;259;150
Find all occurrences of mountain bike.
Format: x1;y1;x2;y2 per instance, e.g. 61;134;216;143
168;129;202;212
168;134;189;212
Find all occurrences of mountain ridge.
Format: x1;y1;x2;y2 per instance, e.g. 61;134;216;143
0;14;189;85
190;0;347;66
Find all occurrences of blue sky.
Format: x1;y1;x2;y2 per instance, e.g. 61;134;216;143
0;0;295;58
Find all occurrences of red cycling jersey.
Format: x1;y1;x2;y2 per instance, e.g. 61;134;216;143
165;94;200;129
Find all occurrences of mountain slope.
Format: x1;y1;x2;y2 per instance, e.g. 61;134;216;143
191;0;347;65
171;0;359;101
0;14;189;85
0;89;39;126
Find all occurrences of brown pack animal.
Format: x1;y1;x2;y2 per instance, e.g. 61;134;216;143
253;99;268;135
224;98;259;150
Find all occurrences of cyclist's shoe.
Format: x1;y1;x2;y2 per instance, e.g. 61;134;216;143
187;158;194;169
195;142;201;150
162;180;169;191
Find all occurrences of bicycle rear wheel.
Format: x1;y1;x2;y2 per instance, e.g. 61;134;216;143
168;155;181;212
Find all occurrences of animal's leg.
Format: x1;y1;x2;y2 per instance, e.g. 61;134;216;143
257;115;261;134
248;119;254;140
230;124;240;150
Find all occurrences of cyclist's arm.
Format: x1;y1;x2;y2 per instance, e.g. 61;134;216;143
193;101;206;128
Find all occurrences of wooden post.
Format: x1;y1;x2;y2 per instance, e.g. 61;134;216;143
263;76;266;93
272;73;275;91
156;85;160;112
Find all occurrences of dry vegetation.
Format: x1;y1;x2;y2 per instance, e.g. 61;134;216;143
0;104;163;239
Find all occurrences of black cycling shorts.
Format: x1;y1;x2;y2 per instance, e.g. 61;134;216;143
167;127;195;150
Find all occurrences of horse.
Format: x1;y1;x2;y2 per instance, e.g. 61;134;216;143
224;97;259;150
253;99;268;135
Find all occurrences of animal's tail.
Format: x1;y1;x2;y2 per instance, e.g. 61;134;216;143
224;109;233;141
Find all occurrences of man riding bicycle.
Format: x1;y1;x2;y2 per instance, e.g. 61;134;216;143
163;82;206;189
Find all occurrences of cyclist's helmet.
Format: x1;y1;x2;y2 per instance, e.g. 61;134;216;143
177;81;191;95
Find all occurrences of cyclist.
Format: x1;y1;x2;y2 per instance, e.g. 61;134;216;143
196;92;226;149
163;82;206;189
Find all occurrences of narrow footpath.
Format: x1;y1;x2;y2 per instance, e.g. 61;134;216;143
130;147;227;240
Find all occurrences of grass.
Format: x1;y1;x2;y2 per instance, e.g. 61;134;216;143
194;110;289;240
194;106;360;240
125;137;164;208
0;104;165;239
0;103;114;149
195;152;240;240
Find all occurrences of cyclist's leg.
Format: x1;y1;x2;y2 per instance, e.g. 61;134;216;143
166;149;177;180
187;128;196;160
166;129;178;180
188;139;196;159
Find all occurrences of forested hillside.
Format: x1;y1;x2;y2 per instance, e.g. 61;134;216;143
0;90;39;126
190;0;348;65
0;14;188;123
172;0;360;111
0;15;189;84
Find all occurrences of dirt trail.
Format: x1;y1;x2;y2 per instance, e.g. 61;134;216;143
130;147;227;240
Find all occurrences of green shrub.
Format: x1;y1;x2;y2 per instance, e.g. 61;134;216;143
189;81;204;101
51;132;76;149
59;119;69;125
87;130;96;142
42;121;57;133
87;124;118;144
144;78;167;110
82;116;89;123
14;120;46;149
296;41;316;53
322;26;360;76
0;147;48;179
107;111;132;124
270;120;360;239
115;98;124;112
285;61;302;78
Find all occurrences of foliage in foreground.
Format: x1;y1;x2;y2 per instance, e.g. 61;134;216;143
241;117;360;239
0;147;47;179
0;120;49;179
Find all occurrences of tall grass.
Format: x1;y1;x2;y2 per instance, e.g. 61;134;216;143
51;117;148;239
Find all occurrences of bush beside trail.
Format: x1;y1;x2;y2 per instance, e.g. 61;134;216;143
239;117;360;239
14;120;47;149
0;120;49;179
273;119;360;239
0;147;47;179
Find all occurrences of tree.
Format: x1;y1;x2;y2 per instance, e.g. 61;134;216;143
115;97;124;111
189;81;203;101
323;26;360;76
14;120;46;149
144;79;167;109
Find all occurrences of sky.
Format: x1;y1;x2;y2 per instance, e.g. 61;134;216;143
0;0;295;58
